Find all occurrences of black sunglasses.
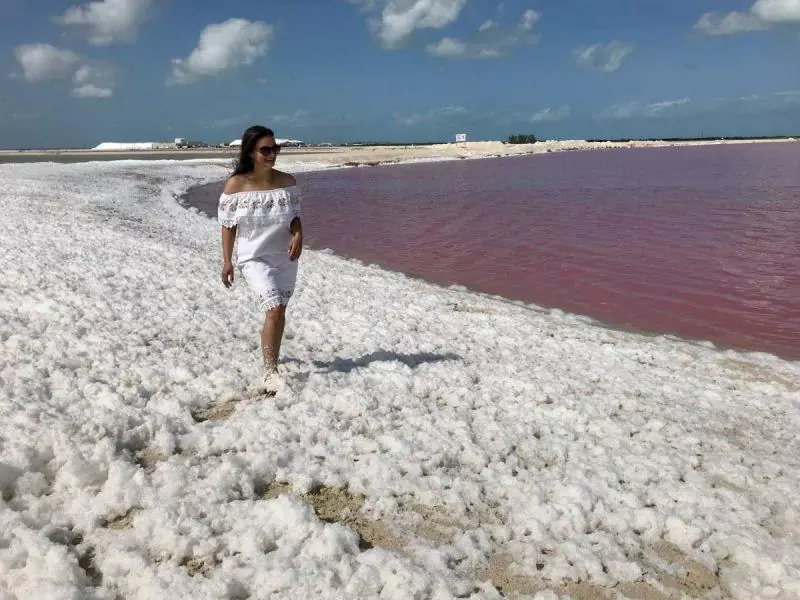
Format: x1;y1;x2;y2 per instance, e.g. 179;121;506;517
257;145;281;156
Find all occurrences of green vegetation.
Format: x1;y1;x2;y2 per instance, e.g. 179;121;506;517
507;134;538;144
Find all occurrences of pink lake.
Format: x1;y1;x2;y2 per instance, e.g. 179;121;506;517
185;143;800;360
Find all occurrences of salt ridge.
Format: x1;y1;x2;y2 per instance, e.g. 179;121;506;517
0;158;798;599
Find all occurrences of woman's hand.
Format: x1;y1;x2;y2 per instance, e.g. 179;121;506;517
221;262;235;288
288;232;303;261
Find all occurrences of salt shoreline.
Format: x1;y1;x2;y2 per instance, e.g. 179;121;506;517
0;136;795;165
1;157;798;599
179;173;790;364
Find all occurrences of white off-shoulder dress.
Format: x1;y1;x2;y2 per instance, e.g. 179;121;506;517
218;185;302;311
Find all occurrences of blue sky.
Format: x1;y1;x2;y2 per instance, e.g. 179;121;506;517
1;0;798;149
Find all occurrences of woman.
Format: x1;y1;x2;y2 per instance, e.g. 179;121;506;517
218;125;303;391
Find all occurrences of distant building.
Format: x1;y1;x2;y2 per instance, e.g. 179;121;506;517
228;137;304;147
277;138;304;147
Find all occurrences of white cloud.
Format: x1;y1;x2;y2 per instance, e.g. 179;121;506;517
73;64;94;84
13;44;116;97
694;0;800;36
574;41;634;73
599;99;694;120
521;9;540;30
599;102;639;120
426;37;468;57
738;89;800;112
477;48;505;58
71;84;113;98
71;62;115;98
600;92;800;120
352;0;468;48
426;10;541;59
55;0;154;45
13;44;80;82
170;19;274;85
694;11;770;35
644;98;690;116
752;0;800;22
530;105;571;122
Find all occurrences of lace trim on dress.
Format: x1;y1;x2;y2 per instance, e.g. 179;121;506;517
218;188;301;228
256;288;294;312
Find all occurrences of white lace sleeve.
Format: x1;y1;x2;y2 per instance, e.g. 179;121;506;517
290;187;302;220
218;193;238;228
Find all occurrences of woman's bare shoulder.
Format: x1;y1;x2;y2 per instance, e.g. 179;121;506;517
224;174;247;194
274;170;297;187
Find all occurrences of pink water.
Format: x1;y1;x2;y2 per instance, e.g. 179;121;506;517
186;143;800;360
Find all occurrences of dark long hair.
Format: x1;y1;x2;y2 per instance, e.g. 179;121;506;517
231;125;274;177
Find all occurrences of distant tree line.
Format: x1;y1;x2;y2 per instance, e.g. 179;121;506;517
507;134;537;144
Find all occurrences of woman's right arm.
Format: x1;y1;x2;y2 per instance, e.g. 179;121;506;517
221;225;237;288
220;177;241;288
221;224;237;260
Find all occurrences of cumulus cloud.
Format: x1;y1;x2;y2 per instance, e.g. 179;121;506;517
575;41;634;73
426;37;468;57
71;62;115;98
55;0;155;45
530;105;571;122
13;44;80;82
694;11;770;35
751;0;800;22
12;44;115;98
351;0;468;48
521;9;540;30
170;19;274;85
426;10;541;59
695;0;800;36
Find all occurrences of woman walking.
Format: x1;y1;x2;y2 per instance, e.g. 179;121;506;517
218;125;303;390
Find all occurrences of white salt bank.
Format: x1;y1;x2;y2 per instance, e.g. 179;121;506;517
92;142;157;151
0;158;798;600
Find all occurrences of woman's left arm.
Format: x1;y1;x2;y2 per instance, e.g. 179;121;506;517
289;217;303;261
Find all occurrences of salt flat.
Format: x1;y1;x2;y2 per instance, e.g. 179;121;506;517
0;157;798;600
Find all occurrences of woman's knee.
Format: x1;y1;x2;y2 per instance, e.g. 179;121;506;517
265;305;286;322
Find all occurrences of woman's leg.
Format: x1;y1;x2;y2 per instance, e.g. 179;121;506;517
261;304;286;373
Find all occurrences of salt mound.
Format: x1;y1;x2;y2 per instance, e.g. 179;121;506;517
92;142;155;151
